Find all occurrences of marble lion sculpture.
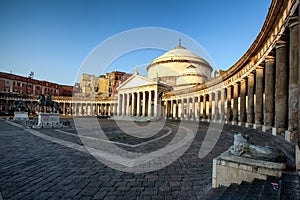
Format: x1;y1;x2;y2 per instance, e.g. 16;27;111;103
229;133;286;163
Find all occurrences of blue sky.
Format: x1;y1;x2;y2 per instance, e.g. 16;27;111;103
0;0;271;86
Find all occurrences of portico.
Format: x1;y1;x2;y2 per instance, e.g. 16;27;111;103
116;74;172;120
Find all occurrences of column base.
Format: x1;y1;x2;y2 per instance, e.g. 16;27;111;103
225;120;233;125
238;122;245;126
231;121;237;125
253;124;262;129
272;127;285;136
262;125;272;132
285;130;297;142
245;123;253;128
296;145;300;170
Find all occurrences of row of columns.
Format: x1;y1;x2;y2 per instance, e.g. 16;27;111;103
163;16;299;139
72;103;117;116
117;90;159;118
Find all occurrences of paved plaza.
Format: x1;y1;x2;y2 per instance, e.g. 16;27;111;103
0;118;293;199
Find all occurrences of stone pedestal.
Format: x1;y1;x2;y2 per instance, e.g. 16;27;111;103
272;127;285;136
262;125;272;132
212;151;286;188
34;112;61;128
245;123;253;128
13;112;29;120
253;124;262;129
285;130;296;142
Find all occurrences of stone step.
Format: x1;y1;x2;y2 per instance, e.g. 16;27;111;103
260;176;281;200
230;181;253;199
244;179;265;199
202;186;227;200
280;172;300;199
217;183;239;200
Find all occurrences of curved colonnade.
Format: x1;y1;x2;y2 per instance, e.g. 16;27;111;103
162;0;299;142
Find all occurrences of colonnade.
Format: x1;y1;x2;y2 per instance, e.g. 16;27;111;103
72;102;116;116
117;90;159;118
163;13;299;140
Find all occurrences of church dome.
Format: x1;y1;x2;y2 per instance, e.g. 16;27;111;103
147;42;212;86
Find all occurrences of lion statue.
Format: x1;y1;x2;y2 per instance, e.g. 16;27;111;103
229;133;286;163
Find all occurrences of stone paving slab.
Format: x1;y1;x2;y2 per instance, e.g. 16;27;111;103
0;118;293;199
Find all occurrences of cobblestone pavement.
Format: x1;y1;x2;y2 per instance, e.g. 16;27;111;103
0;118;285;199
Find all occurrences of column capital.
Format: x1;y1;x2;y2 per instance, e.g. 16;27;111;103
240;78;246;83
265;55;275;63
248;72;255;78
275;40;287;49
256;65;264;71
288;16;299;29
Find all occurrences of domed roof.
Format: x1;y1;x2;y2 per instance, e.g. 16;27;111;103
180;65;202;76
147;44;210;70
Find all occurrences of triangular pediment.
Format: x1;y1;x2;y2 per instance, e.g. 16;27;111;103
119;75;157;90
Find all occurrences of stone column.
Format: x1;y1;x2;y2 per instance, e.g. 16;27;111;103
198;96;201;120
114;103;118;116
127;93;131;116
203;95;207;120
175;99;179;119
273;40;288;135
63;103;66;115
286;17;299;141
186;98;190;119
226;86;232;122
220;89;225;121
246;73;255;127
239;79;246;125
208;93;212;120
148;90;152;117
106;104;109;116
78;103;82;116
263;56;275;131
166;100;171;118
214;92;219;120
142;91;146;116
154;90;158;118
181;98;184;119
171;100;174;119
192;97;195;120
137;92;141;116
74;103;77;116
93;104;96;116
84;104;87;116
117;94;121;115
122;94;126;116
233;83;239;124
255;66;264;128
130;92;133;116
